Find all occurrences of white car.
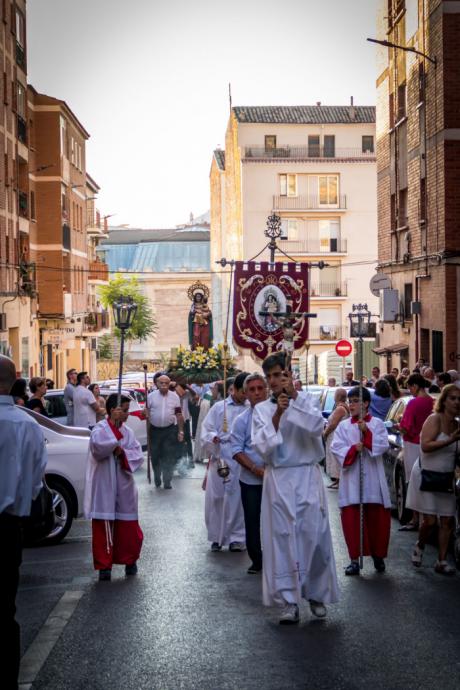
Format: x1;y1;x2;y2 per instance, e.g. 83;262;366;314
21;406;90;544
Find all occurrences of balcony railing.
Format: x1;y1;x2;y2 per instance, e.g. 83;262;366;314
18;190;28;218
273;195;347;210
309;325;347;341
310;282;347;298
17;115;27;144
62;224;71;251
18;261;36;297
16;42;26;69
244;146;375;160
84;311;110;332
88;259;109;282
278;238;347;254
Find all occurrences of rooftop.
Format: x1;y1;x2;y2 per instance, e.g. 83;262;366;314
101;224;210;245
233;105;375;125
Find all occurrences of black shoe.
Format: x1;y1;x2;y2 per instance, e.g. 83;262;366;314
345;561;360;576
125;563;138;576
164;483;172;489
98;569;112;581
247;564;262;574
373;557;386;573
154;480;161;488
211;542;222;552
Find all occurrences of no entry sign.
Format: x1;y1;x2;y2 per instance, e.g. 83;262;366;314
335;339;352;358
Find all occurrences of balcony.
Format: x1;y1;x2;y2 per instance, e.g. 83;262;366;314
278;238;347;255
244;146;375;161
88;259;109;282
18;261;36;297
273;195;347;211
84;311;110;333
17;115;27;144
309;325;347;341
62;224;71;251
310;282;347;298
16;42;26;70
18;190;28;218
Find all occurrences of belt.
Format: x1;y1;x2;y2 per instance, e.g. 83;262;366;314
151;423;175;430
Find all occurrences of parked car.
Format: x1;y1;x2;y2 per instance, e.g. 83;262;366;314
21;405;90;544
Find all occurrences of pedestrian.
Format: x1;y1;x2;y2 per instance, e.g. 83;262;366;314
147;374;184;489
294;379;303;392
384;373;401;400
446;369;460;389
370;366;380;386
397;367;410;389
369;378;393;420
436;372;452;390
0;355;47;687
73;372;99;430
397;373;434;531
323;387;349;489
327;377;337;387
231;373;267;574
331;386;391;576
45;378;54;390
391;367;399;379
88;383;107;422
201;373;249;552
175;383;194;468
407;384;460;575
10;377;28;406
252;353;339;624
25;377;48;415
84;394;144;581
63;368;77;425
342;368;359;386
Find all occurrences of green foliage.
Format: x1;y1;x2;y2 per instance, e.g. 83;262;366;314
98;334;113;360
98;275;157;342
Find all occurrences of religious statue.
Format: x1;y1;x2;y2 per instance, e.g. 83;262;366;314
187;282;213;350
261;289;281;332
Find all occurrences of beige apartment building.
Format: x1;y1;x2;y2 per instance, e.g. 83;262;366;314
210;104;379;377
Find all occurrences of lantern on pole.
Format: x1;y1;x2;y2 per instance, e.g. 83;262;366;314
112;295;137;405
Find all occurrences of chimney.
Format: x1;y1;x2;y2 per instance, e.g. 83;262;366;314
316;101;321;107
349;96;356;121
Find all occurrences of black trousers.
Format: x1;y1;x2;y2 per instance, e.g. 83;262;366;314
0;513;22;689
189;400;200;439
183;419;193;459
150;425;177;486
240;481;263;569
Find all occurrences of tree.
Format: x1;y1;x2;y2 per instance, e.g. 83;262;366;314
98;275;157;342
98;334;113;360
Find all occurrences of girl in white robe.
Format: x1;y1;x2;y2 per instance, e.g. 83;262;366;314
84;395;144;579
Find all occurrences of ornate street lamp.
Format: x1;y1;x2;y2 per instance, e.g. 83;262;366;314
112;296;137;404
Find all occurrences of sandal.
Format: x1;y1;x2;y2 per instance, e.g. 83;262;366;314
434;560;455;576
411;543;424;567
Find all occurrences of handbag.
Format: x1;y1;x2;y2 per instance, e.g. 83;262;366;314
419;459;455;494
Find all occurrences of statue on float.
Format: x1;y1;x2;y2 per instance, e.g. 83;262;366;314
187;282;213;350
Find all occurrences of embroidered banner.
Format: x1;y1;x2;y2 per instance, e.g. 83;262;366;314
232;261;310;363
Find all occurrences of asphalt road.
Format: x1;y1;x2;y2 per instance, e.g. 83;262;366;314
18;460;460;690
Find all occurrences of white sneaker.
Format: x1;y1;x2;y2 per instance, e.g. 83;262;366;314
309;600;327;618
279;604;299;625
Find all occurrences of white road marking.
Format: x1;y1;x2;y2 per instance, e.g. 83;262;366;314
18;590;84;686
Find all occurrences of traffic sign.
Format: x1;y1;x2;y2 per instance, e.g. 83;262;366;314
369;272;391;297
335;339;353;358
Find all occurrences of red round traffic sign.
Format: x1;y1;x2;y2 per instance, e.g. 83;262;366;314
335;339;352;358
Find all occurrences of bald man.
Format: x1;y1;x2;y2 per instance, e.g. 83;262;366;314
0;355;47;687
147;375;184;489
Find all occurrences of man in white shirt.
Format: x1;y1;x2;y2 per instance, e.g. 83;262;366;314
63;368;77;425
73;372;99;429
147;375;184;489
0;355;47;687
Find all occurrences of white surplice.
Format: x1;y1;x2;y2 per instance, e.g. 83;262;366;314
252;393;339;607
200;397;248;546
84;419;144;521
330;416;391;509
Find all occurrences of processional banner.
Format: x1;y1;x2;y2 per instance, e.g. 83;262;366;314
232;261;310;363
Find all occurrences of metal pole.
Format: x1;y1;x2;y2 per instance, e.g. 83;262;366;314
117;329;125;408
143;364;152;485
358;331;364;570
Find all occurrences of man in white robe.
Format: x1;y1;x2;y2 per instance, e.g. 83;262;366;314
252;353;339;624
201;374;249;551
331;386;391;576
84;394;144;581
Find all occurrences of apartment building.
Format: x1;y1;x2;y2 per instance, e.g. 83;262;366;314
375;0;460;372
0;0;40;376
210;104;379;375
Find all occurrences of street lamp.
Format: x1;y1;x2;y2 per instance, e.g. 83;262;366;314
367;37;436;66
112;296;137;405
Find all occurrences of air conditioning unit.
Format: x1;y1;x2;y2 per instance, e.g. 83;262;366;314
411;301;422;315
380;288;399;322
0;313;6;331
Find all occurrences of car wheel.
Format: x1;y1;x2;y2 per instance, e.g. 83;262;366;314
396;471;412;525
44;479;74;545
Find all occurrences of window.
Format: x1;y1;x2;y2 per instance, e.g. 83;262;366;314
397;82;406;121
60;116;67;157
21;337;29;377
70;137;75;165
280;219;299;240
319;219;340;252
362;135;374;154
323;135;335;158
308;135;320;157
16;81;25;118
398;188;408;227
265;135;276;151
318;175;338;205
279;174;297;197
405;0;418;40
15;8;25;46
404;283;413;320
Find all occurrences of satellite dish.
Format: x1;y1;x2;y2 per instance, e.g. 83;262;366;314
369;273;391;297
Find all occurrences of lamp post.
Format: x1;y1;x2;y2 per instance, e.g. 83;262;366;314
112;296;137;406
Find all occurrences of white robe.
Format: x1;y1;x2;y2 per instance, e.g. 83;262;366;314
330;416;391;509
84;419;144;521
252;394;339;607
200;397;247;545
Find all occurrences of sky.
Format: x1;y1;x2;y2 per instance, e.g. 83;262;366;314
27;0;379;229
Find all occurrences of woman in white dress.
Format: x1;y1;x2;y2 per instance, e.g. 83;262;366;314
323;388;349;488
407;384;460;575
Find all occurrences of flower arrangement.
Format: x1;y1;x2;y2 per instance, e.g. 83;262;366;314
168;344;237;383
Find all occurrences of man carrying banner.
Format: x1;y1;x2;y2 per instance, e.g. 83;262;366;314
331;386;391;576
252;353;339;624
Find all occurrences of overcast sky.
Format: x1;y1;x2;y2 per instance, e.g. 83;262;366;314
28;0;379;228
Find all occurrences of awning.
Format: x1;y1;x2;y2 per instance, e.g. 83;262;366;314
373;342;409;355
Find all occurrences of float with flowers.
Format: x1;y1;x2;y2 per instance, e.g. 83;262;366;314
167;344;238;384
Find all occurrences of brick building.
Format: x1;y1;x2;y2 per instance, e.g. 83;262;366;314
375;0;460;372
0;0;40;376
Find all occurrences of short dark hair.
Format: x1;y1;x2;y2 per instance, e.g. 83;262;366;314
406;373;428;389
262;352;286;375
105;393;131;416
153;371;165;385
77;371;88;385
234;371;250;391
437;372;452;386
375;378;391;398
29;376;46;393
88;383;99;394
66;368;77;380
347;386;371;404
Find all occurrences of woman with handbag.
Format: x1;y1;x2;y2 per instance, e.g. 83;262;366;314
406;384;460;575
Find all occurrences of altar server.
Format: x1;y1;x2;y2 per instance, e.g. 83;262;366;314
252;354;339;625
84;394;144;581
331;386;391;576
201;374;249;552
